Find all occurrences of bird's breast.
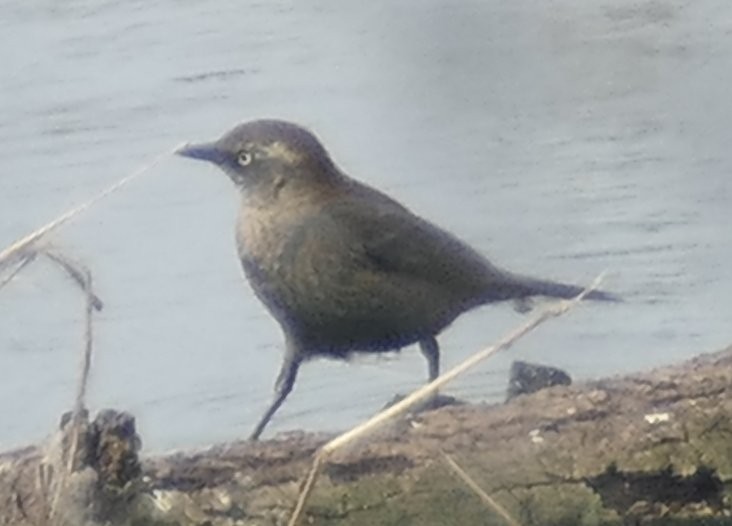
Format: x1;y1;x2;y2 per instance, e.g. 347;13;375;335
236;203;290;278
234;189;341;277
234;197;331;329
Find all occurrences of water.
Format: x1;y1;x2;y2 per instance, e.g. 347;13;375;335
1;0;730;452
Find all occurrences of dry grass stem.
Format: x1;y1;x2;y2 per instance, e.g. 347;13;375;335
0;144;181;270
36;462;54;524
287;272;606;526
441;451;521;526
0;251;37;291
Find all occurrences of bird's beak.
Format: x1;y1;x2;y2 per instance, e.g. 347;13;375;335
176;142;226;165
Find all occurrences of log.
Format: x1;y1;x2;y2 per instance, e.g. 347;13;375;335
2;346;731;525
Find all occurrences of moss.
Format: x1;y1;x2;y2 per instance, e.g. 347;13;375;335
509;483;620;526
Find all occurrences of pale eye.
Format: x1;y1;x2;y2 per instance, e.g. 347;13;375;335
237;151;253;167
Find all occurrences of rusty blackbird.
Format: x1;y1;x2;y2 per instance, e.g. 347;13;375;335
177;119;617;440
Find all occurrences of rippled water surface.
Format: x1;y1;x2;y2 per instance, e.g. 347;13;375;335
1;0;730;450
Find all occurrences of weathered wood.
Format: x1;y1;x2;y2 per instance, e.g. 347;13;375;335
2;347;731;525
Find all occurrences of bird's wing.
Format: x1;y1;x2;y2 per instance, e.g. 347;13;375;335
287;187;617;307
310;192;510;299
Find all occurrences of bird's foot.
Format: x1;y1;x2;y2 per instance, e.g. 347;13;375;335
382;392;465;414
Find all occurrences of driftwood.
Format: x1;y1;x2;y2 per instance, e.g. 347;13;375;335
2;346;732;526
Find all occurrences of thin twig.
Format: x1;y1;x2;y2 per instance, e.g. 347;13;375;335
441;451;521;526
0;144;181;269
38;253;99;522
0;247;106;314
287;272;606;526
65;264;95;473
43;249;104;311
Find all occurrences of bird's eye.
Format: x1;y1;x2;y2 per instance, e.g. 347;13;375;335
237;151;253;167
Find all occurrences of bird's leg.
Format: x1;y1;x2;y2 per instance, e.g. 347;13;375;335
418;337;461;410
419;336;440;381
249;343;302;441
417;337;442;410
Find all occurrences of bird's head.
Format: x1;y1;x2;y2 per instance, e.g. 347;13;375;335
177;119;340;199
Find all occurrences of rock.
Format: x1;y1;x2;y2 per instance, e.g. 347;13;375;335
506;360;572;401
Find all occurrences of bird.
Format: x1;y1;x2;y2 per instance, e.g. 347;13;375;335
176;119;618;440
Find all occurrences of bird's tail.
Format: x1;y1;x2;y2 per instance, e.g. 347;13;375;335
511;275;620;302
481;271;620;303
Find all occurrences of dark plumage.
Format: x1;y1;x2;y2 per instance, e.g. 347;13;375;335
177;119;618;439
